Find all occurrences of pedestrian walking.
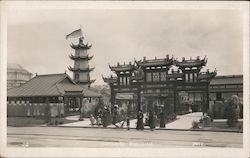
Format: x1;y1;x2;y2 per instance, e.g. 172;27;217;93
136;110;144;131
102;106;109;127
149;111;156;131
89;114;95;127
126;115;130;130
112;105;119;128
160;111;165;128
97;114;102;127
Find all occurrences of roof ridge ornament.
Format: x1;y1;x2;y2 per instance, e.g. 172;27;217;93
166;54;169;60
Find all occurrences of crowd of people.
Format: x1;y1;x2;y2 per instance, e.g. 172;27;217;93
88;104;167;131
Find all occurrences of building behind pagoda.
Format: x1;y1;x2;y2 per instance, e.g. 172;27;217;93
7;63;33;89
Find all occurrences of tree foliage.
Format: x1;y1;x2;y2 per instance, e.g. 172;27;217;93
224;95;240;127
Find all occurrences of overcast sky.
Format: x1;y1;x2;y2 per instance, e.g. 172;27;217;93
7;9;243;85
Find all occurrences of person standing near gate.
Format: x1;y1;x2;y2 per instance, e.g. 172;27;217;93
112;105;119;128
102;106;109;127
160;110;165;128
149;111;156;131
136;110;144;131
126;115;130;130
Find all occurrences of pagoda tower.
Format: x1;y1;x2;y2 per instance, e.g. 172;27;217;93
68;37;95;88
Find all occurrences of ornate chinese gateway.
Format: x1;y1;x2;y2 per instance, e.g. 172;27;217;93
103;55;216;116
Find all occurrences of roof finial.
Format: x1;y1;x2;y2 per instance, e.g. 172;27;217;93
166;54;169;59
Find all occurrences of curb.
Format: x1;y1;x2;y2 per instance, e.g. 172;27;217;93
38;125;242;133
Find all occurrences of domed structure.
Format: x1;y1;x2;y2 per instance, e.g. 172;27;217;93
7;63;33;89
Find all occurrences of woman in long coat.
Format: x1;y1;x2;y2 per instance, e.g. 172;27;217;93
136;110;144;130
102;106;109;127
149;111;156;131
160;111;166;128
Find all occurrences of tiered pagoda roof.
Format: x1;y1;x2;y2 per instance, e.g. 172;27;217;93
70;43;92;50
102;75;117;84
175;56;207;69
109;62;135;72
70;37;92;50
69;54;93;60
136;55;173;67
68;66;95;72
198;70;217;81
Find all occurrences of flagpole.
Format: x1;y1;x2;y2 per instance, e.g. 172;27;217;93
80;25;83;38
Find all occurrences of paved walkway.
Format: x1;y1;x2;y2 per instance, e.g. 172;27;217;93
59;112;203;130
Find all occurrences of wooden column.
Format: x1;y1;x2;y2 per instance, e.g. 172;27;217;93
137;83;141;113
110;84;115;110
45;97;50;123
80;96;84;119
173;83;177;114
206;83;210;114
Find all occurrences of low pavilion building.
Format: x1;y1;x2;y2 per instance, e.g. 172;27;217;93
7;73;101;119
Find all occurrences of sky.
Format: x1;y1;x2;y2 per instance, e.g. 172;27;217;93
7;9;243;85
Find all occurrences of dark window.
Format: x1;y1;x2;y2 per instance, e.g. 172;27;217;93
216;93;222;100
75;73;79;82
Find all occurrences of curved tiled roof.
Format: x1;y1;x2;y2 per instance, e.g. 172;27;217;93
68;66;95;72
109;64;135;72
69;54;93;60
136;58;173;67
7;73;83;97
210;75;243;85
175;58;207;68
8;73;102;98
103;76;117;84
198;71;217;80
70;43;92;50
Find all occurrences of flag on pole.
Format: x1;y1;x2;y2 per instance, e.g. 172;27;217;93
66;28;83;39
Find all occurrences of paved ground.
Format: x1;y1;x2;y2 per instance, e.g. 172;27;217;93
7;126;242;148
60;112;203;129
